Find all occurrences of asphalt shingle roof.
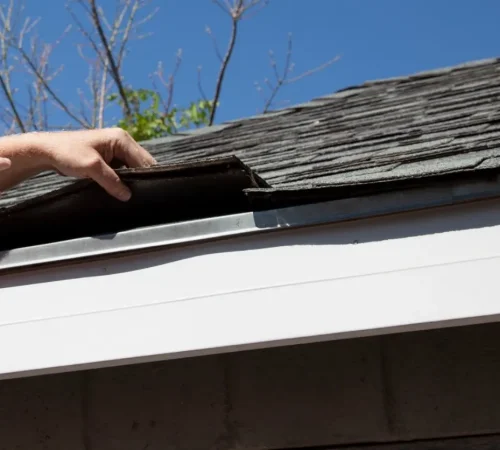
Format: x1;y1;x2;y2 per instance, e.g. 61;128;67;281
2;57;500;208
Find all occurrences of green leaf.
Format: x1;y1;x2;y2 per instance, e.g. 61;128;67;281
112;87;211;139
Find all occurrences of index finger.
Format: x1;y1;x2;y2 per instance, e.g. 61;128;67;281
87;156;132;202
112;129;157;169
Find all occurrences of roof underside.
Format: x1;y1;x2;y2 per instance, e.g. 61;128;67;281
2;57;500;246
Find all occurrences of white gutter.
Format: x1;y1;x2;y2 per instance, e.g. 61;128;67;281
1;195;500;379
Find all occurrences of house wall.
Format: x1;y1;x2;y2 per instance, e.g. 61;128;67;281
2;322;500;450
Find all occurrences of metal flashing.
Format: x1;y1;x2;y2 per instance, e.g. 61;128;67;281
2;172;500;272
246;169;500;210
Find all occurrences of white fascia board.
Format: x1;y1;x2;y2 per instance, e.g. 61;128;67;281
1;197;500;379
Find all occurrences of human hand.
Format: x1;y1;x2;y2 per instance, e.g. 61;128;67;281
37;128;156;201
0;128;156;201
0;128;157;200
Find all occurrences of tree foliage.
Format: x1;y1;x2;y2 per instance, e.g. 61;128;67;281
109;89;215;140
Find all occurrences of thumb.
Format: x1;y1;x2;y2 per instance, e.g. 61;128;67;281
0;157;12;171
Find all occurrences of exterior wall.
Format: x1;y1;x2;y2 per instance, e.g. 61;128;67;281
2;322;500;450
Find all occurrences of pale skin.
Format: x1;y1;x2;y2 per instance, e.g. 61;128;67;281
0;128;156;201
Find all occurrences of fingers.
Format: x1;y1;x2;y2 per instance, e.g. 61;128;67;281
86;156;132;202
43;128;155;201
0;157;11;172
110;128;156;169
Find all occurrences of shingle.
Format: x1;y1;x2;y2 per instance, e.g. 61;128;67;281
3;57;500;208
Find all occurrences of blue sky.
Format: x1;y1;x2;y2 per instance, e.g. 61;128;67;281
11;0;500;127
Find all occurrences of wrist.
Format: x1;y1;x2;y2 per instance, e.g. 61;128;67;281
0;132;54;173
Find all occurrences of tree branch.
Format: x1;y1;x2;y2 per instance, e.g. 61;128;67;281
209;0;243;125
0;73;25;132
212;0;231;16
166;50;182;112
261;33;340;113
89;0;131;118
0;0;26;132
68;6;109;68
97;61;110;128
15;42;90;128
116;0;137;69
197;66;208;101
205;26;223;63
208;0;269;125
286;55;340;84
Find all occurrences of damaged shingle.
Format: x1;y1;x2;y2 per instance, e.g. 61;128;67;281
0;156;267;251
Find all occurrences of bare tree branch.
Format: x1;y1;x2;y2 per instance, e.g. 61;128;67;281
69;0;158;126
209;0;240;125
262;35;291;113
197;66;208;101
14;40;90;128
208;0;270;125
0;110;16;134
286;55;340;84
95;0;131;126
150;73;168;112
205;26;223;63
68;7;108;67
0;0;93;132
261;33;340;113
116;0;137;69
268;49;281;83
69;3;116;127
212;0;231;16
208;13;238;125
134;6;159;28
97;61;110;128
165;50;182;112
0;0;26;132
151;48;182;114
26;84;36;130
88;0;131;118
0;74;25;132
97;4;113;31
240;0;269;20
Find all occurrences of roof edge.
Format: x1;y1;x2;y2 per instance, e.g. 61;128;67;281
3;169;500;273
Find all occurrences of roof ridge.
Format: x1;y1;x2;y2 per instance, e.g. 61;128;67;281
230;57;500;116
140;56;500;149
339;57;500;90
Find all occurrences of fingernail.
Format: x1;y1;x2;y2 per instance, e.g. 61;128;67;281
117;186;132;201
0;157;11;171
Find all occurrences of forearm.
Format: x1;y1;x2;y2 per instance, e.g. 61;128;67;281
0;133;51;192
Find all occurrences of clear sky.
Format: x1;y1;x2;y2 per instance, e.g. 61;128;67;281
13;0;500;126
